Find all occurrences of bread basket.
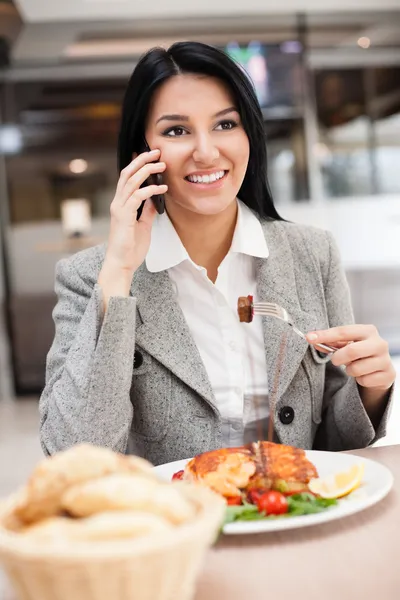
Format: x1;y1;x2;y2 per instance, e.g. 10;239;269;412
0;483;225;600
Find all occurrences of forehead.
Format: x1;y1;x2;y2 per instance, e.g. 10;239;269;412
147;74;236;122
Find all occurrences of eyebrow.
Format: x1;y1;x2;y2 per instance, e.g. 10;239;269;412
155;106;238;125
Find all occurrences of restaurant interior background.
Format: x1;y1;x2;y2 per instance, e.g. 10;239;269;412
0;0;399;485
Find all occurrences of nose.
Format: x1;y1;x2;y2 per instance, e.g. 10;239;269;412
192;134;219;165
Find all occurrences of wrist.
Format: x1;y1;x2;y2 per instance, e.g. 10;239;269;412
358;384;392;428
358;384;391;404
98;260;134;302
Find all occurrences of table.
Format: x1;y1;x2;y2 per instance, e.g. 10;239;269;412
196;445;400;600
1;445;398;600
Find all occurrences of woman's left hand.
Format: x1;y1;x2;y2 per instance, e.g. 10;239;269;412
306;325;396;391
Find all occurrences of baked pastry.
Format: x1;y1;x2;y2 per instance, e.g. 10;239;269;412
22;512;172;543
14;444;155;524
62;474;197;525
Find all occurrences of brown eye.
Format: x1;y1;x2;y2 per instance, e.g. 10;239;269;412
215;120;238;131
163;127;187;137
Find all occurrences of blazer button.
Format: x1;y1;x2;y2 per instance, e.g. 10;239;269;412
279;406;294;425
133;350;143;369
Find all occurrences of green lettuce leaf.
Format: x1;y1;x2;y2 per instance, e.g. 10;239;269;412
223;493;338;526
287;493;338;515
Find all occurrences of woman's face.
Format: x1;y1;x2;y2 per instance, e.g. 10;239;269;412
145;74;250;217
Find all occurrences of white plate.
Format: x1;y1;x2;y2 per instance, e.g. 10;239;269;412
154;450;394;534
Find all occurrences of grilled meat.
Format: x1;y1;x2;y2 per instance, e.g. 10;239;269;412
184;441;318;498
237;296;253;323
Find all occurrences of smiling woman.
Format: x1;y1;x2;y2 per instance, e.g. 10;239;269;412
39;41;396;464
117;42;281;225
146;78;249;219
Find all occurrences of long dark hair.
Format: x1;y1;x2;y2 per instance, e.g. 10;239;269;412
118;41;283;221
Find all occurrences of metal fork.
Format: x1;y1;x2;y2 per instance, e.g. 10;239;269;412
253;301;338;354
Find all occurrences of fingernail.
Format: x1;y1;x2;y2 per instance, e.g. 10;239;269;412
308;333;318;340
150;149;160;153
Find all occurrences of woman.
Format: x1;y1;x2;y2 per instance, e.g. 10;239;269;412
39;42;396;464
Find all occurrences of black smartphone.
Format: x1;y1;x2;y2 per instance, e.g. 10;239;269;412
141;138;165;215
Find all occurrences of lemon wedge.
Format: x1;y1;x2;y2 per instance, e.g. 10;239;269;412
308;462;365;499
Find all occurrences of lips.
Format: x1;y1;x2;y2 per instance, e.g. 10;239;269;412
185;170;227;184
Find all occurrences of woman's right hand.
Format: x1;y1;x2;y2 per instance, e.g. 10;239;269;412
98;149;167;308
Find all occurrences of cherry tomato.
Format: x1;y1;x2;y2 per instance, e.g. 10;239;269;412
226;496;242;506
172;470;184;481
256;491;288;515
247;488;268;505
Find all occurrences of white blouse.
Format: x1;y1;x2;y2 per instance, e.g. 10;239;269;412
146;200;269;446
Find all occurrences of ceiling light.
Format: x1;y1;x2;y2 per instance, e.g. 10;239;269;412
357;37;371;49
69;159;88;174
0;125;22;154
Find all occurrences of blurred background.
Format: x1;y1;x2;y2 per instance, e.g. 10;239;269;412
0;0;399;481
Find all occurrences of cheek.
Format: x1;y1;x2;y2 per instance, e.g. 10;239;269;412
227;135;250;179
237;147;250;172
159;161;178;190
160;149;186;186
232;152;249;184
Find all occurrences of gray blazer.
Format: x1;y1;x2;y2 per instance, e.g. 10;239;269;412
39;220;392;465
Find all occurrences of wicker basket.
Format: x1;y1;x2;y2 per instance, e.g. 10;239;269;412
0;484;225;600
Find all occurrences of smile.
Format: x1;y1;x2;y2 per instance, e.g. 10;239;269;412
185;170;227;184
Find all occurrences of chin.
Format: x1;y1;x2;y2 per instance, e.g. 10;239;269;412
190;201;235;217
174;193;237;217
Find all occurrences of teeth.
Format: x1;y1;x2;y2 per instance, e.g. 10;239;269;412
187;171;225;184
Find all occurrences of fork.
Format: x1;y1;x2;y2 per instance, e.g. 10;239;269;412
253;301;338;354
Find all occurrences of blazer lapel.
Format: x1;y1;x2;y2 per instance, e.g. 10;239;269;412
130;219;317;418
256;222;318;401
131;266;217;412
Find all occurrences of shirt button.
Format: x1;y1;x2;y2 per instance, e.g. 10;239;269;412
229;341;237;351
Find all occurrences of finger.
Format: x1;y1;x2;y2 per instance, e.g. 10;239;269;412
307;324;378;344
331;339;376;366
345;356;388;379
356;371;394;389
312;341;349;355
331;341;351;349
119;149;161;189
137;198;158;230
121;163;166;205
114;186;163;224
116;149;161;194
125;184;168;212
331;337;388;367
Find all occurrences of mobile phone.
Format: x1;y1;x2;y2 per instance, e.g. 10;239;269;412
141;138;165;215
